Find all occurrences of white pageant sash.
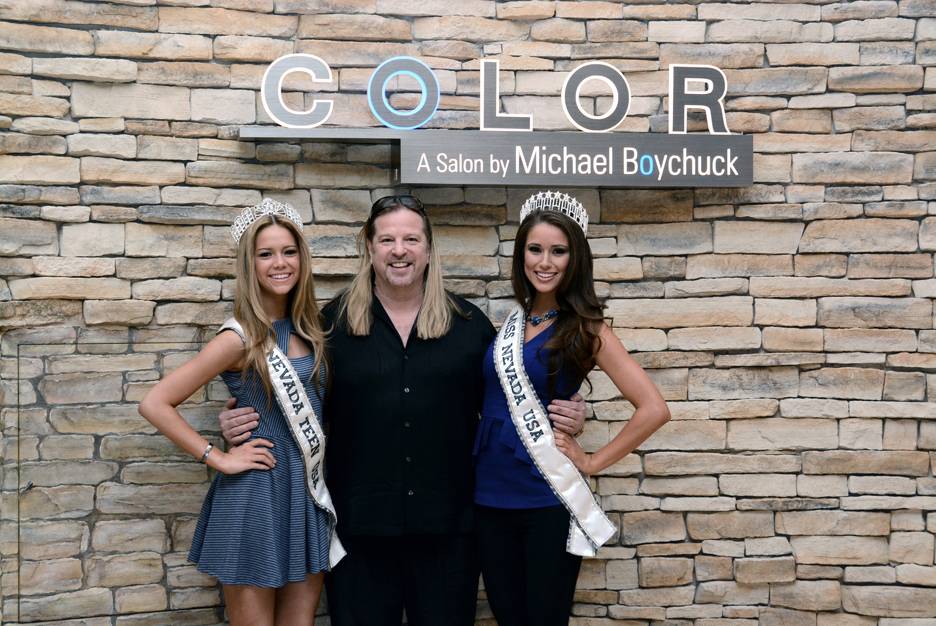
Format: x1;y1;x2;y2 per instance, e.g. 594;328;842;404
493;306;616;557
220;319;346;567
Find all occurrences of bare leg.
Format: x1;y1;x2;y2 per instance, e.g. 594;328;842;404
274;573;325;626
224;584;275;626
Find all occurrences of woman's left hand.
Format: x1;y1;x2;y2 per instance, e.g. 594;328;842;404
555;431;593;475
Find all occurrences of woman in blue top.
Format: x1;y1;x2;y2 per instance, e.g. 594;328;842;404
139;199;338;626
474;191;671;626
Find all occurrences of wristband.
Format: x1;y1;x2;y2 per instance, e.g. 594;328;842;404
199;442;213;463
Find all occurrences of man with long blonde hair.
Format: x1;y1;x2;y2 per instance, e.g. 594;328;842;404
220;194;586;625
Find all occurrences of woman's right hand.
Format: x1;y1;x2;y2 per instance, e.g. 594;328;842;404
214;439;276;475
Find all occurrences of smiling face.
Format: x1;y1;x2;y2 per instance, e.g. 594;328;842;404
254;223;300;303
367;207;430;296
523;221;570;302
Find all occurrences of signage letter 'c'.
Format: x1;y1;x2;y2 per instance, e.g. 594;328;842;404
668;64;730;134
561;62;631;133
261;54;334;129
480;59;532;132
367;57;439;130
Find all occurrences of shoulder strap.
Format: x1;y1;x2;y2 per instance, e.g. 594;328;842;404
219;317;246;343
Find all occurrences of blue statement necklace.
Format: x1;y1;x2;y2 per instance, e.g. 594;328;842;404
528;309;559;326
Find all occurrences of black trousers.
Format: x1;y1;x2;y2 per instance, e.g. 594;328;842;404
325;533;479;626
475;505;583;626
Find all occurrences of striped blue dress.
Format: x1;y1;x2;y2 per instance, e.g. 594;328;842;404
188;318;331;587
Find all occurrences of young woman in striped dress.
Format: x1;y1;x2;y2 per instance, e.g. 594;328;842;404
139;200;334;626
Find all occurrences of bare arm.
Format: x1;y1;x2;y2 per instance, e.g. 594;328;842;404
138;331;275;475
554;323;670;475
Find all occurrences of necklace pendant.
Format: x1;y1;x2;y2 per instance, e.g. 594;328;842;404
529;309;559;326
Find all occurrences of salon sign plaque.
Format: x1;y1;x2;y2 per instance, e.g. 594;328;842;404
239;55;753;188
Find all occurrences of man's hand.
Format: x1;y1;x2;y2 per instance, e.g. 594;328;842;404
548;392;587;436
220;397;260;445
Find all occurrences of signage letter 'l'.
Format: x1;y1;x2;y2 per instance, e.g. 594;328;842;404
480;60;532;132
668;64;730;134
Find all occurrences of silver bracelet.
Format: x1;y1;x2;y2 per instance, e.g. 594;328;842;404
199;442;213;463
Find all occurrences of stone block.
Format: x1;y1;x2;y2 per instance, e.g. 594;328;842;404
767;43;860;66
720;474;796;497
755;299;816;327
0;155;79;184
0;21;93;55
619;511;686;545
799;368;884;400
736;557;796;584
0;217;57;255
663;278;748;299
761;327;822;352
771;580;842;611
793;153;914;184
842;585;936;617
71;83;190;120
840;419;884;450
92;31;211;62
618;223;711;256
125;223;202;257
132;277;220;302
834;106;908;132
16;588;112;622
667;327;761;351
81;157;185;186
725;68;828;96
695;580;769;605
689;366;798;400
137;136;198;161
829;65;924;92
639;557;694;587
607;296;753;329
802;450;930;475
601;189;694;223
648;21;704;43
116;584;167;613
19;557;82;595
83;300;155;326
728;418;837;450
818;297;931;329
853;130;936;152
835;18;917;41
890;532;935;565
158;6;296;36
10;277;128;300
640;420;726;451
188;160;294;190
686;254;792;279
592;257;642;281
60;223;124;256
67;133;137;159
849;253;932;278
32;57;136;83
687;512;773;540
791;536;889;566
191;89;255;124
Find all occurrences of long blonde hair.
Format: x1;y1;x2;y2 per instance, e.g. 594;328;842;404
338;198;460;338
234;215;326;398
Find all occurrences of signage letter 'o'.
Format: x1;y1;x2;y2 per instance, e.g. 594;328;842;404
367;57;440;130
561;62;631;133
261;54;334;129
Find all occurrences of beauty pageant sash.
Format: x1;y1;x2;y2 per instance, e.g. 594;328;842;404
494;305;616;557
220;318;346;567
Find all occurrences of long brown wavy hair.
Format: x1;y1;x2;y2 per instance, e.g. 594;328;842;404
338;195;463;338
234;215;326;400
511;210;603;396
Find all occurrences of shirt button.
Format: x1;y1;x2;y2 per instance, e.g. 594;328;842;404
404;355;409;360
404;386;410;393
404;421;411;428
408;489;414;496
405;456;412;463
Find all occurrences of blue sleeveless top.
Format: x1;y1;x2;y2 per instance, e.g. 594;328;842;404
473;324;576;509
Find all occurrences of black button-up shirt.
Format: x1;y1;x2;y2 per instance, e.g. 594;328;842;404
323;294;495;536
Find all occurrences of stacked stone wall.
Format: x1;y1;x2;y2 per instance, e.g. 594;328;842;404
1;0;936;624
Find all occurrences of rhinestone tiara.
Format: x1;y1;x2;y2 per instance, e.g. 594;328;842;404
519;191;588;235
231;198;304;244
